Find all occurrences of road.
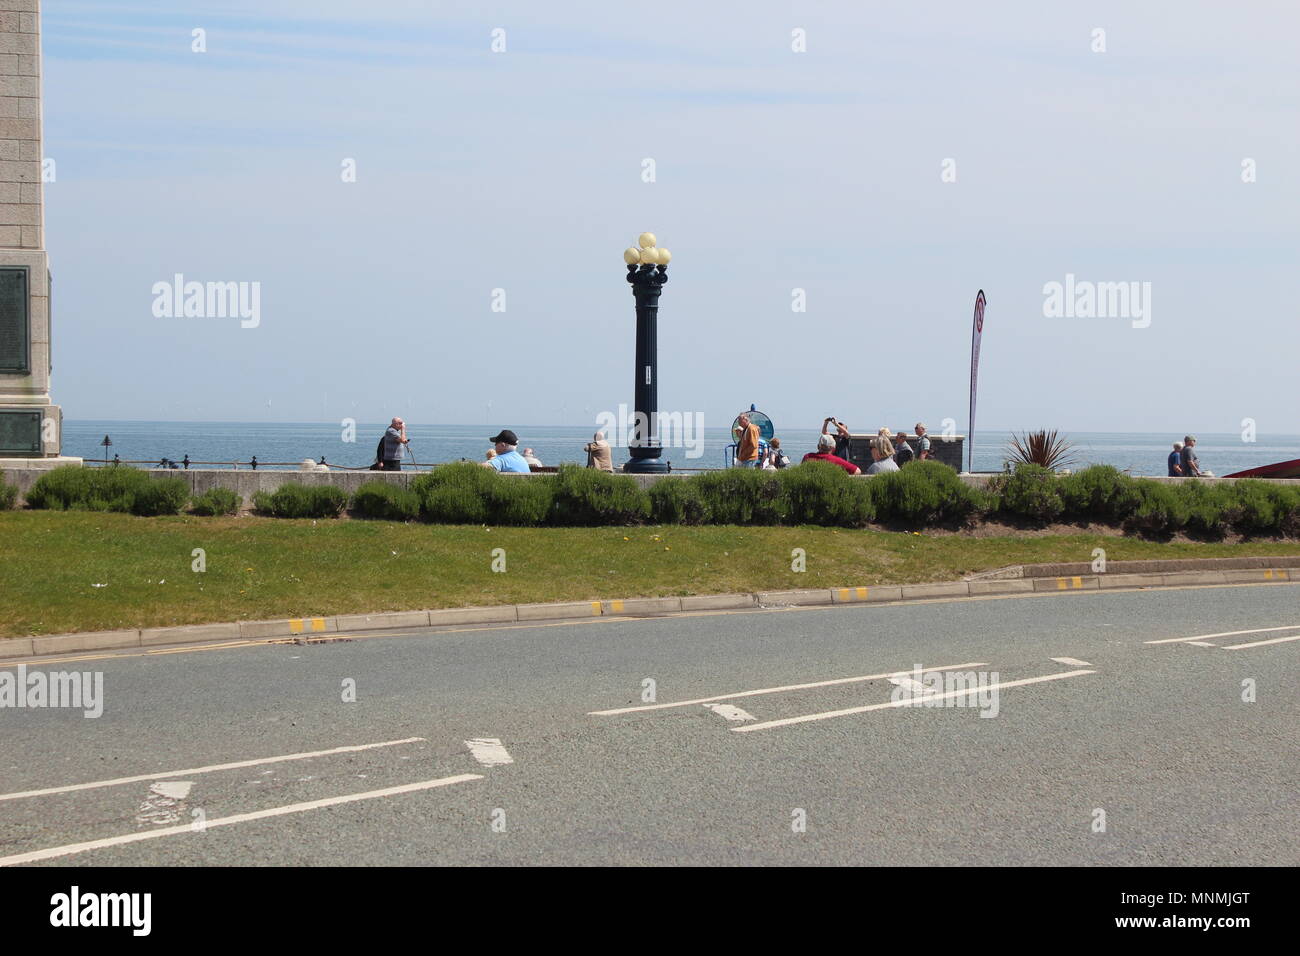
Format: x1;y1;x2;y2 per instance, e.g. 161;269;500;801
1;582;1298;866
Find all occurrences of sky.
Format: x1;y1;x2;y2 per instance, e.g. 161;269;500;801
38;0;1300;437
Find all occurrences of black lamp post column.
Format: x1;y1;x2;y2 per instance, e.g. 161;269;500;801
622;233;671;474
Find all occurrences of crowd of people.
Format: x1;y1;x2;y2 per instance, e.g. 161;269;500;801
734;415;933;476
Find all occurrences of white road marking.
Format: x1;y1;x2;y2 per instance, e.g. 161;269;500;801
135;781;193;827
1145;624;1300;645
464;738;513;767
733;670;1096;733
1223;633;1300;650
588;662;990;716
703;703;756;722
1051;657;1091;666
887;676;927;694
0;737;426;803
1185;641;1217;648
0;773;482;867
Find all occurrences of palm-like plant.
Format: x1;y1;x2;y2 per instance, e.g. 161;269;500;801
1005;429;1077;470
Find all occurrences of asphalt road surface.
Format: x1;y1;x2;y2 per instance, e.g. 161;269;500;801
2;582;1298;866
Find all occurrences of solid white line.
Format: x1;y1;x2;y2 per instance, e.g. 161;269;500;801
464;738;513;767
703;703;756;722
1223;633;1300;650
733;670;1096;733
1051;657;1091;666
0;737;427;803
1145;624;1300;645
0;773;482;867
588;662;990;715
1185;641;1217;648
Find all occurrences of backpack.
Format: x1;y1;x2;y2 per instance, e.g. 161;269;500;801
369;435;385;470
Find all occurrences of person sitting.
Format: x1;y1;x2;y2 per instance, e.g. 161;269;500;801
867;436;899;474
522;447;543;468
585;431;614;472
801;433;861;474
482;429;531;473
1168;442;1184;477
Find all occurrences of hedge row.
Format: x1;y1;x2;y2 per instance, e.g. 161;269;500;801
16;463;1300;537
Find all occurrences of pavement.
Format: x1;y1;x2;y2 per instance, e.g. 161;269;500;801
1;581;1297;866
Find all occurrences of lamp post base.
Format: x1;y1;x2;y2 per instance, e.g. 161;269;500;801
622;457;670;474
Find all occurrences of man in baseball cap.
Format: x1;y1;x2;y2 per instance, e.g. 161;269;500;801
483;429;532;473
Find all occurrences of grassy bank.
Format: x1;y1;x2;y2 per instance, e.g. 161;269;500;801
3;511;1300;639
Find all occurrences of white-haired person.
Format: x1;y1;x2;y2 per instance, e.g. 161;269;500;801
914;422;932;460
379;417;408;471
801;433;860;475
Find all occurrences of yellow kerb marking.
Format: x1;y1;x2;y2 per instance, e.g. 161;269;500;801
610;600;625;613
856;587;868;599
289;619;304;634
1072;576;1083;588
1056;578;1067;590
311;618;326;632
591;602;602;615
838;589;850;601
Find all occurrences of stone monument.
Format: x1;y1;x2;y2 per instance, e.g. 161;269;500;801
0;0;76;466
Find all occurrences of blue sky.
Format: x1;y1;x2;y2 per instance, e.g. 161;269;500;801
40;1;1300;436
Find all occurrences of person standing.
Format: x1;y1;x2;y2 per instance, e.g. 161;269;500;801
765;437;791;469
894;429;915;467
585;431;614;472
1180;436;1202;477
380;417;408;471
822;417;852;458
735;414;760;468
1168;442;1184;477
482;429;531;473
914;423;932;460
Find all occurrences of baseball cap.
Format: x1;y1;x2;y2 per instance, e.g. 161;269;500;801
489;429;519;445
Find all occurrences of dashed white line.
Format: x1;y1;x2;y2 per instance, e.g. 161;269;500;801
464;738;513;767
588;662;990;716
1185;641;1217;648
0;773;482;867
1145;624;1300;645
0;737;426;803
703;703;755;722
135;781;193;827
732;670;1097;733
1051;657;1091;667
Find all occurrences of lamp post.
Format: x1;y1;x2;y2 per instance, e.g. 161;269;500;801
622;232;672;473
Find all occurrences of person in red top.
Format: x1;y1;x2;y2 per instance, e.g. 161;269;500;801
801;434;861;474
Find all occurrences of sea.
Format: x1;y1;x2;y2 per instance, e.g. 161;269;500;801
59;422;1300;478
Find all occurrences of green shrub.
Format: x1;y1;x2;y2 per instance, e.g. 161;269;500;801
550;464;650;525
1177;481;1231;538
412;463;498;524
649;477;709;525
252;482;348;518
872;460;980;525
994;464;1064;523
1059;465;1140;523
1123;483;1189;536
691;469;787;525
190;487;241;516
1225;480;1297;536
130;477;190;516
0;479;16;510
486;474;554;526
351;481;420;522
779;461;875;526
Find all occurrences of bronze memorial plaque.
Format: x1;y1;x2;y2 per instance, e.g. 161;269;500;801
0;266;28;373
0;410;41;456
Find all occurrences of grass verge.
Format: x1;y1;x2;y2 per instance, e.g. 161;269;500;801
3;511;1300;638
